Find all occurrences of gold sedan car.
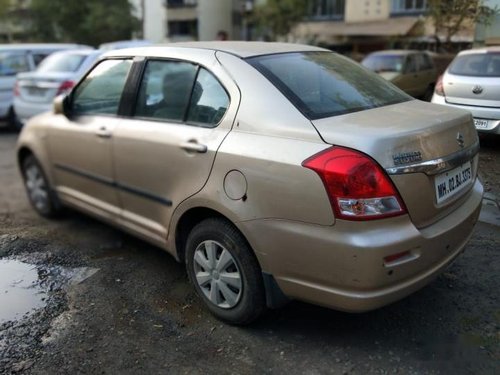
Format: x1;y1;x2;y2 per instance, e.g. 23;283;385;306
17;42;483;324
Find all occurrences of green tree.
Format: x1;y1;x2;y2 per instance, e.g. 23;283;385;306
427;0;499;50
30;0;139;46
0;0;10;17
253;0;307;40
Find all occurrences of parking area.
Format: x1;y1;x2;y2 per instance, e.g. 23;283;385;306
0;128;499;375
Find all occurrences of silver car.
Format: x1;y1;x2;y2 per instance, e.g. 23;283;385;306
0;44;91;129
13;49;102;128
432;46;500;135
17;42;482;324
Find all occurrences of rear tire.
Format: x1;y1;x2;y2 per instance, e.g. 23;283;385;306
185;218;266;325
21;155;61;217
422;84;434;102
7;107;23;132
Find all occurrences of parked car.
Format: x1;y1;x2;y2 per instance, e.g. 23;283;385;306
13;49;102;128
17;42;482;324
431;46;500;135
362;50;438;100
0;44;91;129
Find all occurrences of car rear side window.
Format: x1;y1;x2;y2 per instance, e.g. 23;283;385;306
134;61;229;127
448;53;500;77
0;52;30;76
249;52;410;120
186;68;229;127
72;59;132;116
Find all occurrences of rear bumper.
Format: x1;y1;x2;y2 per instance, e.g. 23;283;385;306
13;98;52;125
431;94;500;134
240;179;483;312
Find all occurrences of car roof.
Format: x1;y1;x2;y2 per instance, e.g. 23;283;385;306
367;50;423;56
49;49;100;57
103;41;329;59
0;43;91;51
457;46;500;55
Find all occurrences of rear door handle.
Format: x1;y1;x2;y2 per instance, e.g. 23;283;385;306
96;127;112;139
180;140;207;153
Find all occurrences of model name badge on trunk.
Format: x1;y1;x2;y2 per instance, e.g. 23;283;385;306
392;151;422;165
434;161;472;204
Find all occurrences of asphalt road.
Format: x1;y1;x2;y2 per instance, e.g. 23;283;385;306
0;128;499;375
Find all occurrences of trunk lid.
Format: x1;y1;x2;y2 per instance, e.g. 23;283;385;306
16;72;74;104
311;100;479;228
443;73;500;108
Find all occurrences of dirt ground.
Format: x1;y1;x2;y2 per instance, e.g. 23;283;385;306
0;128;499;375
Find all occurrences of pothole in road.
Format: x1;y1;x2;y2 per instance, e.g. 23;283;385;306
0;257;99;325
0;259;47;324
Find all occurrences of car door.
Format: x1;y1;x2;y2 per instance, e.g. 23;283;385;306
415;53;435;94
112;55;237;244
399;54;421;97
47;58;133;220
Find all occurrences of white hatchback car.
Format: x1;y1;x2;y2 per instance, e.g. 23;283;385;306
432;47;500;135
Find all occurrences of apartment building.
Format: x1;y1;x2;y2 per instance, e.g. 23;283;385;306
133;0;249;43
293;0;474;53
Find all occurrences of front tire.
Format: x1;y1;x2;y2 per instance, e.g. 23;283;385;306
22;155;61;217
186;218;266;325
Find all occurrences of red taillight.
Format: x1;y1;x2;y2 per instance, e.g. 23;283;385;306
303;147;407;220
56;80;74;96
13;81;20;97
434;75;445;96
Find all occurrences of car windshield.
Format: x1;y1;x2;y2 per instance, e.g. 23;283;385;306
361;54;404;73
248;52;411;120
37;53;87;73
0;51;30;76
448;52;500;77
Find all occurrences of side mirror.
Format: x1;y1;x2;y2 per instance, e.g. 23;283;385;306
53;94;68;116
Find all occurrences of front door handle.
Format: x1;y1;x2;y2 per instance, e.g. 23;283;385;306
180;140;207;153
96;127;112;139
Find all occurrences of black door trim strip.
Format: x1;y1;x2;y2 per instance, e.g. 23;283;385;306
54;163;173;207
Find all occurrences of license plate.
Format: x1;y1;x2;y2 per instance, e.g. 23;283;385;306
473;119;488;129
27;87;45;96
435;162;472;204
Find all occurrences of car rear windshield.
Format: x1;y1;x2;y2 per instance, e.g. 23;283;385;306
37;53;87;73
361;54;404;73
0;51;30;76
448;52;500;77
248;52;410;120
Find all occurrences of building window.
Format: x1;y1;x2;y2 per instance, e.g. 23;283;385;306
168;20;197;37
167;0;197;8
391;0;428;15
308;0;345;20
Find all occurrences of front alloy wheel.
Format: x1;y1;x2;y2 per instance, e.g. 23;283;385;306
22;155;60;217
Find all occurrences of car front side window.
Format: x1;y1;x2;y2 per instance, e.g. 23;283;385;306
135;60;198;122
71;59;132;116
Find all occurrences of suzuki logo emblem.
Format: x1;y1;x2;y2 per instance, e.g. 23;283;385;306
456;132;465;148
472;85;483;94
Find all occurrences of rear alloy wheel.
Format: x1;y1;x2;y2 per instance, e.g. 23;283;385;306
186;218;266;325
22;155;61;217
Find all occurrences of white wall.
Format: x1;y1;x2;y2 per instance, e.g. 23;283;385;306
198;0;233;41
